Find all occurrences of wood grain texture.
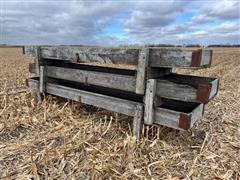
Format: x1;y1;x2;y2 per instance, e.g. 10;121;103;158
29;64;136;92
46;66;136;92
34;47;41;75
27;77;141;117
24;46;212;68
144;79;156;125
39;66;46;94
135;47;149;94
133;104;143;139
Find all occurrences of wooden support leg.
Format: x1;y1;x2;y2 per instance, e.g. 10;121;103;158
135;47;149;94
144;79;157;125
133;104;143;140
34;47;41;75
37;65;46;102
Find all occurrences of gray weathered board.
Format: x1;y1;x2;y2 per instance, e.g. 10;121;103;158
24;46;212;68
156;74;219;103
155;102;204;130
27;77;203;131
29;63;218;103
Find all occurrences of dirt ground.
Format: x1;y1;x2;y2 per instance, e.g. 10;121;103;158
0;47;239;179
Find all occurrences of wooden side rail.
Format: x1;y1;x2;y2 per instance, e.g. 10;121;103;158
29;63;218;103
24;46;212;68
156;74;219;103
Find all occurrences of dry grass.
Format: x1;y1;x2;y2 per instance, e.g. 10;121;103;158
0;47;239;179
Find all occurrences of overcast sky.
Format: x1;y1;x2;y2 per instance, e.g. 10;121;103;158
1;0;240;45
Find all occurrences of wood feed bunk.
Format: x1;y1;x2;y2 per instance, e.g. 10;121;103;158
23;46;219;139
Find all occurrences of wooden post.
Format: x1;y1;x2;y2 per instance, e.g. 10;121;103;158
35;46;46;101
39;66;46;94
133;104;143;140
144;79;157;125
135;47;149;94
34;47;41;75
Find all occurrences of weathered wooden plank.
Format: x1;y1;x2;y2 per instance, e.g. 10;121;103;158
24;46;212;68
209;79;219;99
156;74;219;103
154;99;203;130
200;49;212;66
144;79;157;125
45;66;136;92
29;64;137;92
25;46;139;65
156;80;197;102
27;77;141;117
39;66;46;94
133;104;143;139
135;47;149;94
34;47;41;75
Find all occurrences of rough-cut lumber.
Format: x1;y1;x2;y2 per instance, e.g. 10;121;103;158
24;46;139;65
154;99;203;130
133;104;143;139
144;79;157;125
24;46;212;68
39;66;46;94
156;74;219;103
27;77;141;117
135;47;149;94
34;47;41;75
29;64;136;92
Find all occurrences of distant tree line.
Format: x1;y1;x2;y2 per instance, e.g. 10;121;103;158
207;44;240;47
147;44;240;48
148;44;202;47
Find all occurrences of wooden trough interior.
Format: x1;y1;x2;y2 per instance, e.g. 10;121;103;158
24;46;218;139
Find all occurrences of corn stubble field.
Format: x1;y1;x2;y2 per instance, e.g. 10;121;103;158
0;47;239;179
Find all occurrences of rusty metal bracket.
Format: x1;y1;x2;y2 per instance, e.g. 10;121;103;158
179;113;192;130
191;49;202;67
197;84;212;103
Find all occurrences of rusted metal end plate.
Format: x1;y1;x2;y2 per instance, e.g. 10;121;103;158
197;84;211;103
179;113;191;130
191;49;202;67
